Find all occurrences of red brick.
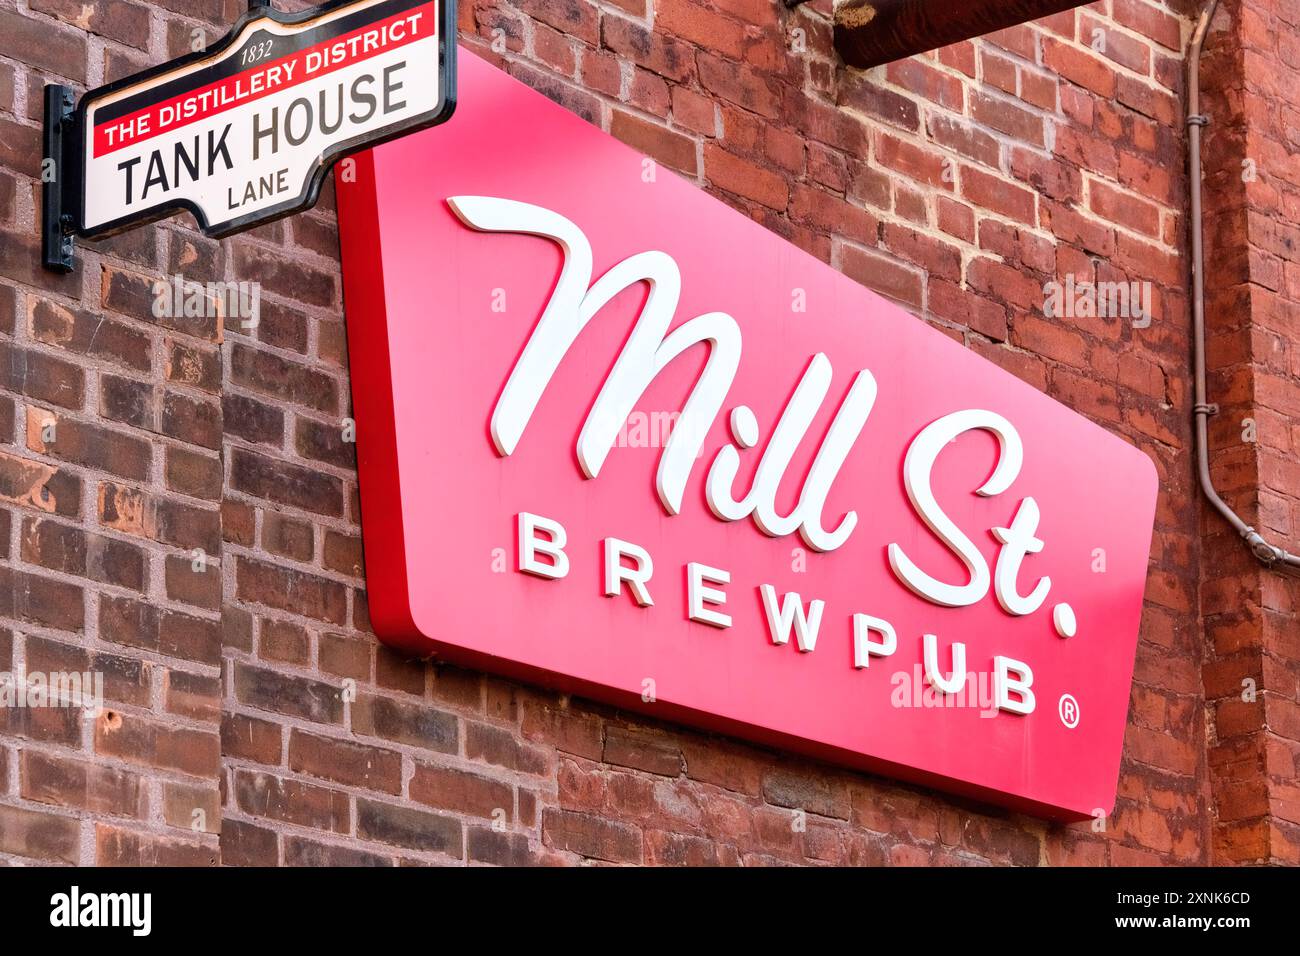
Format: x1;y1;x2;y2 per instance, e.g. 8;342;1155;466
960;167;1037;224
234;661;345;723
671;85;716;135
28;297;150;371
221;711;283;765
839;244;924;308
357;798;462;855
1081;13;1153;75
1043;37;1118;98
704;144;788;209
97;825;217;866
0;563;84;632
410;763;513;818
20;751;143;817
601;17;695;83
289;729;403;795
610;110;697;174
95;711;220;778
698;52;781;118
1090;179;1162;238
971;91;1045;147
544;808;643;863
235;771;351;833
0;8;87;82
657;0;748;59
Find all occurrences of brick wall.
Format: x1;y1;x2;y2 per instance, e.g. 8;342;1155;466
0;0;228;864
1196;0;1300;865
0;0;1289;866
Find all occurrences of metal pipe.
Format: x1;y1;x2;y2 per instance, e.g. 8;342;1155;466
833;0;1090;69
1187;0;1300;572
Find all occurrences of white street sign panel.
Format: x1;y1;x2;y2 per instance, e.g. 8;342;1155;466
74;0;454;238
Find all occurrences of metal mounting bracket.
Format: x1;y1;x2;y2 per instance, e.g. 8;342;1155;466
41;84;79;274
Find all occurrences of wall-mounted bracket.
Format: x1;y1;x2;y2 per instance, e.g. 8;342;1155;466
42;84;79;273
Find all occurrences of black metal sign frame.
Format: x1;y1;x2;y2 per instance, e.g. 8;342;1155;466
43;0;456;272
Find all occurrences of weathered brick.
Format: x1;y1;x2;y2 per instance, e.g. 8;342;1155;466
0;450;81;517
100;594;221;665
163;668;221;722
165;553;221;609
235;770;351;833
543;808;642;863
161;390;221;450
230;447;344;516
602;725;684;776
221;711;283;765
165;445;223;500
602;16;694;83
319;631;370;680
94;710;221;778
0;341;85;409
236;555;347;625
356;798;462;855
230;343;338;413
99;481;221;553
231;242;336;308
283;834;392;866
0;563;84;631
20;751;143;817
30;0;150;48
221;819;280;866
610;110;697;174
289;729;403;794
840;244;924;308
97;824;217;866
705;144;788;209
28;297;151;371
100;374;154;429
165;340;221;392
467;826;535;866
161;781;221;833
0;8;87;81
223;392;284;446
27;409;151;481
259;617;310;665
410;763;513;818
261;512;314;562
352;693;458;752
20;515;146;591
0;803;80;862
466;721;548;775
294;417;356;470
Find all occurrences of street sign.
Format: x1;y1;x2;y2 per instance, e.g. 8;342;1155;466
42;0;455;270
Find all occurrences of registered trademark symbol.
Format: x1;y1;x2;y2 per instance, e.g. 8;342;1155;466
1059;694;1080;728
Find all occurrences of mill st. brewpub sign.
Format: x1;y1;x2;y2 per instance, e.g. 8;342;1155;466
42;0;455;270
339;51;1160;822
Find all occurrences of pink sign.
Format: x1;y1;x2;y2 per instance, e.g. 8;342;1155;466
337;49;1158;819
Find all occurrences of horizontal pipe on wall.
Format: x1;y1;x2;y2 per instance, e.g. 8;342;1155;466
833;0;1090;69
